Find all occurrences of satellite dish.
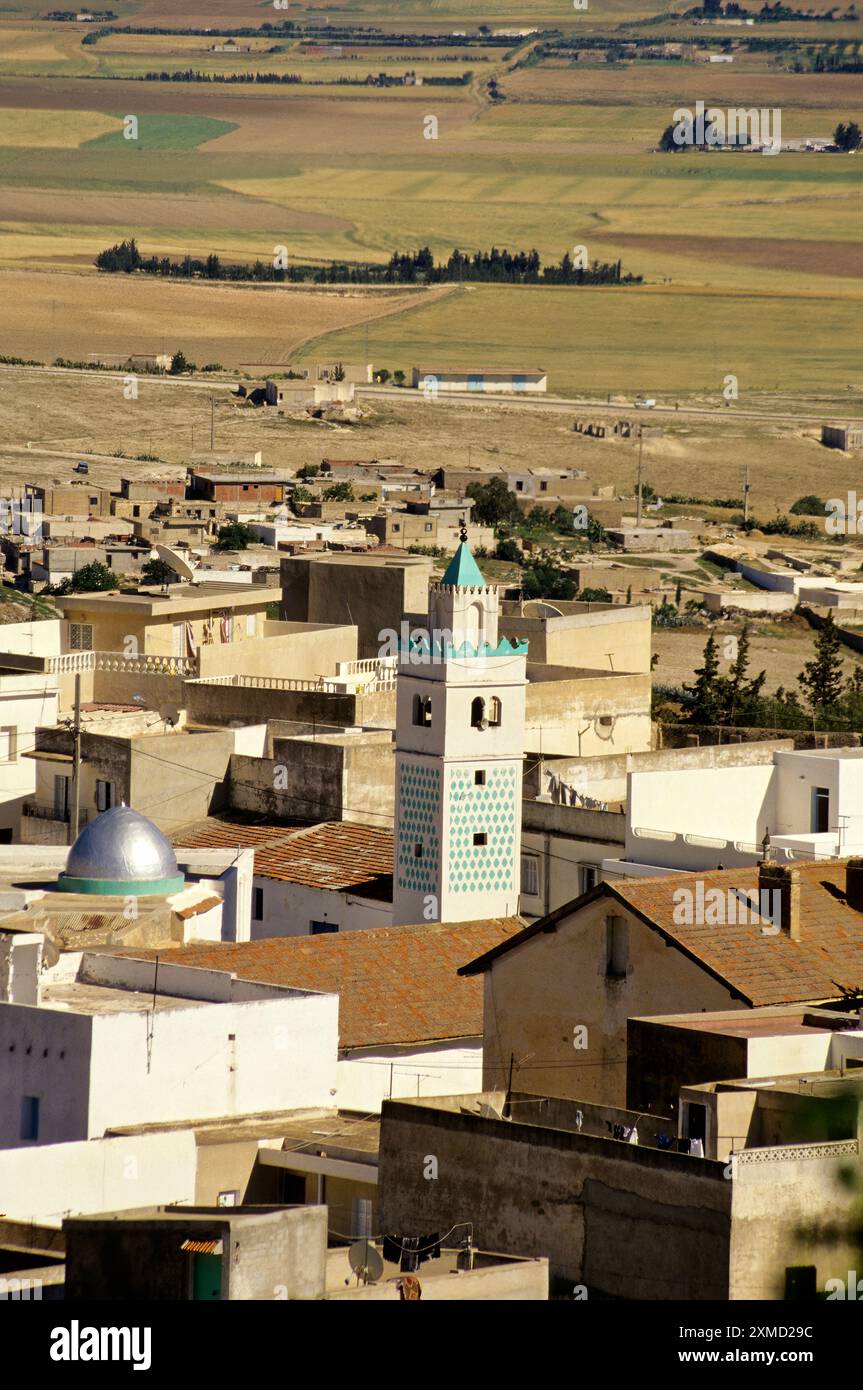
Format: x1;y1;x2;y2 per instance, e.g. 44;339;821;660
348;1240;383;1284
160;705;181;728
155;543;197;583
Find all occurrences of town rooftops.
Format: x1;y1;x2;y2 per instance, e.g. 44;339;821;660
460;860;863;1008
125;917;526;1048
174;820;394;892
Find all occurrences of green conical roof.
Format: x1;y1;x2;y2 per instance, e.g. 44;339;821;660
440;542;486;589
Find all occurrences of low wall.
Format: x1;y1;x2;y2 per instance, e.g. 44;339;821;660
186;681;396;729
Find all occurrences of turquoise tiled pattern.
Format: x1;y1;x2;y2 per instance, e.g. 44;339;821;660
446;764;518;896
396;761;441;893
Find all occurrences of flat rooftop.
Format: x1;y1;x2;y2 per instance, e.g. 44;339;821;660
634;1005;856;1040
108;1108;381;1157
41;980;209;1016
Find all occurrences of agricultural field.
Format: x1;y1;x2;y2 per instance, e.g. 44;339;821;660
0;6;859;393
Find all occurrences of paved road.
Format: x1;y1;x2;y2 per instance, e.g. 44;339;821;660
357;385;863;427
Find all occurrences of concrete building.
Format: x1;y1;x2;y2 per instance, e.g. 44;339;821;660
229;727;395;829
393;543;528;926
280;552;434;659
822;423;863;451
459;856;863;1107
64;1205;327;1301
129;916;525;1112
265;380;355;412
500;599;652;674
50;582;282;663
377;1074;862;1300
411;368;547;394
616;745;863;874
24;484;110;519
0;947;338;1147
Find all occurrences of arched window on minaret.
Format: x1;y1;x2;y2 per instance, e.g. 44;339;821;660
413;695;432;727
467;600;484;648
489;696;502;726
470;696;486;729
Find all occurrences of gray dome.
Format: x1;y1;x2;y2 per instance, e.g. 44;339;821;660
59;806;184;896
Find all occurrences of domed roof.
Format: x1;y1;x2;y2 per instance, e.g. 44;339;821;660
58;806;184;896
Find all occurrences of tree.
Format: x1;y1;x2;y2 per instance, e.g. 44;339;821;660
799;611;845;710
332;362;346;382
466;476;521;528
683;633;723;724
52;562;117;595
834;120;862;151
659;122;681;152
721;622;766;723
373;368;390;384
495;538;523;563
675;579;682;607
169;350;189;375
392;370;406;386
323;482;354;501
578;586;612;603
141;558;175;586
296;464;320;480
215;522;255;551
790;495;827;516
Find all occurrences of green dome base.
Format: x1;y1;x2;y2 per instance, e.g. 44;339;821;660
57;873;185;897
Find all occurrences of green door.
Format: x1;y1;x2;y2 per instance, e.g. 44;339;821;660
193;1253;222;1301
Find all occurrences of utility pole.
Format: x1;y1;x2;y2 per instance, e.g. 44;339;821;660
636;431;644;527
742;464;751;525
210;397;215;451
68;673;82;846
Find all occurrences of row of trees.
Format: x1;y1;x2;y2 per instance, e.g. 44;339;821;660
673;614;863;730
95;239;641;288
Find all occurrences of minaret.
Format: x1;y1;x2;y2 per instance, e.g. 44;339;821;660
392;530;528;925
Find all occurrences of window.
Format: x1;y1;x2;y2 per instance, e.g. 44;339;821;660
488;696;502;727
473;832;488;847
414;843;423;859
580;865;598;894
95;779;114;813
812;786;830;834
69;623;93;652
521;855;540;897
515;480;524;492
310;921;338;935
474;770;486;786
252;886;264;922
470;696;486;729
685;1102;707;1143
20;1096;39;1142
605;915;629;979
0;727;17;763
424;522;433;532
217;1190;239;1208
413;695;432;728
245;613;256;637
539;480;548;492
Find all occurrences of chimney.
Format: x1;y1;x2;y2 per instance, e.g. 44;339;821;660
846;858;863;913
758;861;801;941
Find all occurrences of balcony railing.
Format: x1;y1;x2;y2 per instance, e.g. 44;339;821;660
47;651;198;677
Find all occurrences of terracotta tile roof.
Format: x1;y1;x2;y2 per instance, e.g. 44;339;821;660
461;861;863;1008
174;820;394;892
125;917;526;1047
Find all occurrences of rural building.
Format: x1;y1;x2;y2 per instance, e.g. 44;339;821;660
187;471;289;504
16;540;150;589
119;475;186;501
499;600;653;674
315;363;373;385
822;423;863;451
85;352;172;373
24;484;110;519
459;857;863;1109
411;368;547;394
265;381;356;411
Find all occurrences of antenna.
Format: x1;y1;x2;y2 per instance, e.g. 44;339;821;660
348;1240;383;1286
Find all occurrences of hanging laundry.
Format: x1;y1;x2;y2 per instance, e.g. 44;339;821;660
690;1138;704;1158
629;1126;639;1144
